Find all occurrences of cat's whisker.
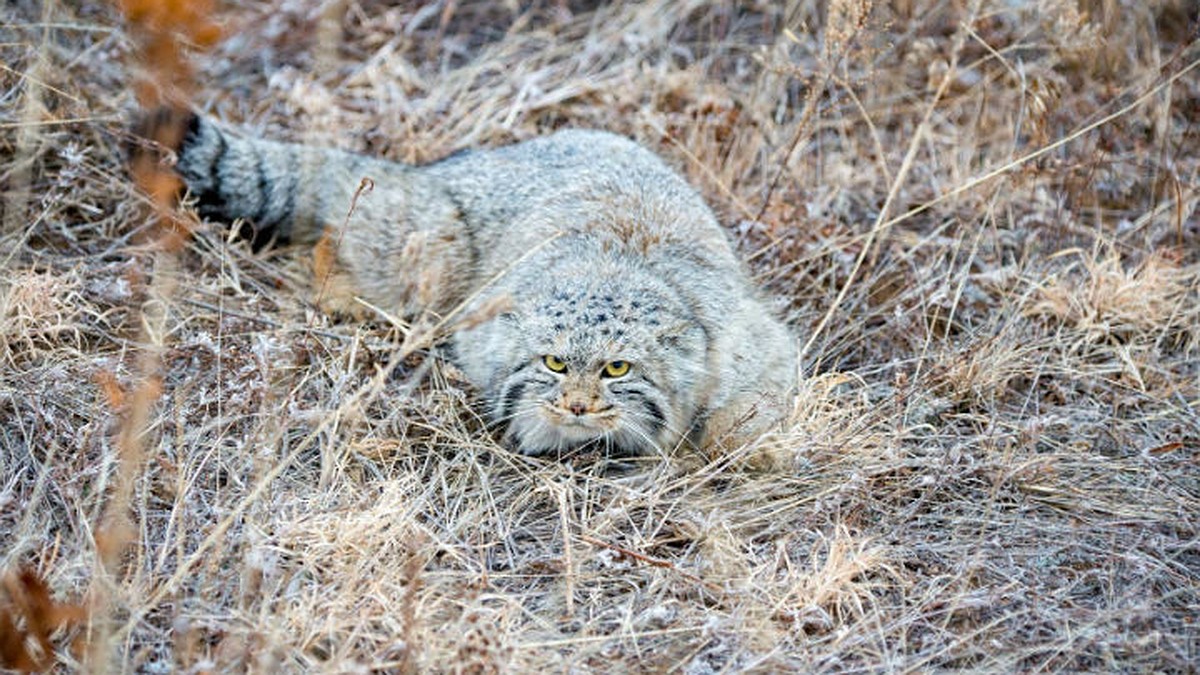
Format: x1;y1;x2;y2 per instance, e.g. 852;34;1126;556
488;404;538;428
620;406;687;441
617;423;668;458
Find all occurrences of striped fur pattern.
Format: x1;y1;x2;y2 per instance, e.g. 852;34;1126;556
141;111;798;456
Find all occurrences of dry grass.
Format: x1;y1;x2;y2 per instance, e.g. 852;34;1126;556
2;0;1199;671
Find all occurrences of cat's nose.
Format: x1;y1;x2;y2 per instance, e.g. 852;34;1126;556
568;401;587;416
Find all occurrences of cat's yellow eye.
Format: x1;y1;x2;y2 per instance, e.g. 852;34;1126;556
542;355;568;373
602;360;630;378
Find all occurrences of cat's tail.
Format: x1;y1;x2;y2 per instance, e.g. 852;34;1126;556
130;108;392;248
130;109;474;318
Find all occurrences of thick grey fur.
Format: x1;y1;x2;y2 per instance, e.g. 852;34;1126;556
170;115;798;456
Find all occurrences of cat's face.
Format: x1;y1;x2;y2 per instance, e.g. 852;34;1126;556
486;276;707;457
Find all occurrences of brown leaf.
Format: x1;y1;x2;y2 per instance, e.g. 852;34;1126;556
94;370;127;410
1148;442;1184;455
0;568;87;672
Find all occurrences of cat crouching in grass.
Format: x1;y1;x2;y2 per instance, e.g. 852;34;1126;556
133;109;797;458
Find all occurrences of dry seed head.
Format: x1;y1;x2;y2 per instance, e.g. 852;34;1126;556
1039;0;1103;70
825;0;872;57
929;335;1036;405
0;270;85;361
777;527;895;626
1029;250;1194;344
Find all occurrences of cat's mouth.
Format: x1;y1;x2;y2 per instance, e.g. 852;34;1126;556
543;403;618;429
544;419;613;447
502;403;653;457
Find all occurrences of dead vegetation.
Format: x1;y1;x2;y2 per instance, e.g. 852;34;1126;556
2;0;1198;671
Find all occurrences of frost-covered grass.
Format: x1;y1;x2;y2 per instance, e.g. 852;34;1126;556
2;0;1198;671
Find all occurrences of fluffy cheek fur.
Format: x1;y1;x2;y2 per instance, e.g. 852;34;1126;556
490;366;676;456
